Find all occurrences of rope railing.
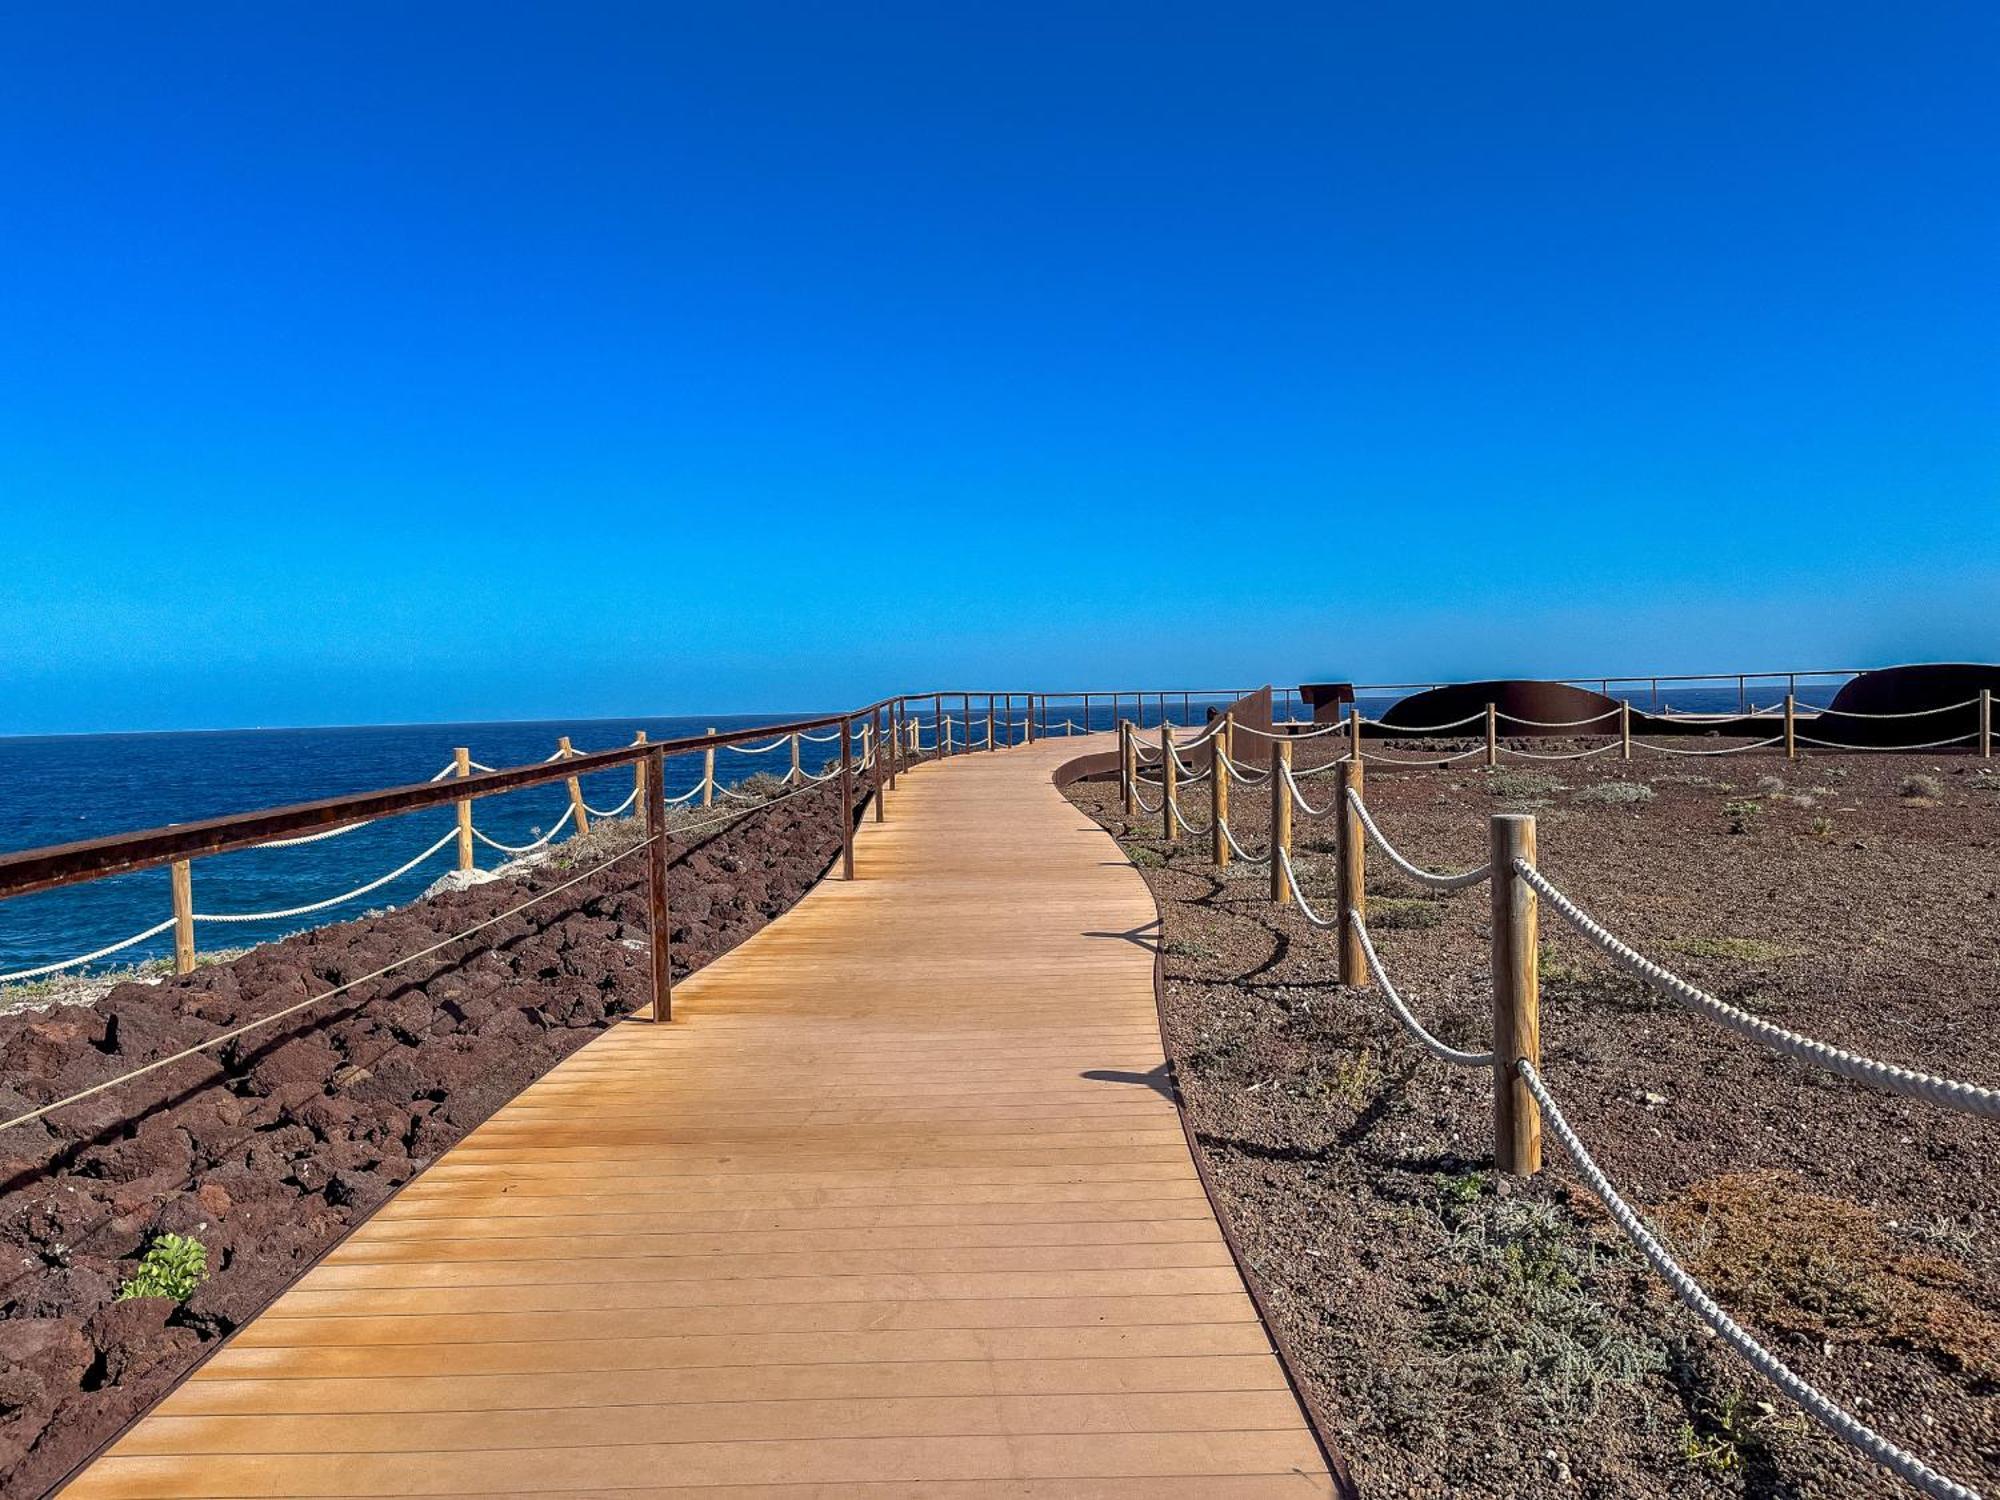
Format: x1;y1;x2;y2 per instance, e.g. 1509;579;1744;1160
191;829;460;925
1517;859;2000;1117
0;835;664;1138
1350;910;1493;1067
1106;710;1992;1496
1343;784;1490;890
1521;1061;1983;1500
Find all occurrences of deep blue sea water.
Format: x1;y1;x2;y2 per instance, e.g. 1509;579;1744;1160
0;700;1234;979
0;684;1840;979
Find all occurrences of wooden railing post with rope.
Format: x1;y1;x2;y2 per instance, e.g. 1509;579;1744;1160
1490;811;1541;1175
839;716;856;879
789;730;802;784
170;861;194;976
1484;703;1497;767
1784;694;1797;759
558;737;591;836
986;695;995;751
643;747;671;1023
702;729;717;809
1620;701;1632;760
1337;757;1366;986
1269;738;1292;905
454;747;474;870
1210;718;1230;868
873;707;886;822
1982;689;1991;759
1349;705;1363;764
632;731;648;817
1159;724;1178;843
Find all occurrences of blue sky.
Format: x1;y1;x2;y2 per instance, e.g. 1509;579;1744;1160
3;3;1993;732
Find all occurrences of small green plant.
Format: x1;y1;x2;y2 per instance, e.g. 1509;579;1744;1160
117;1233;208;1303
1677;1389;1804;1478
1330;1047;1381;1107
1163;936;1214;960
1367;896;1443;930
1487;770;1564;802
1574;781;1655;805
1899;773;1944;801
1808;814;1835;839
1723;798;1761;834
1753;773;1787;795
1671;935;1798;963
1126;844;1164;868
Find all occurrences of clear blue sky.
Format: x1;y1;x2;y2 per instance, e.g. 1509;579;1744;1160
3;3;1993;733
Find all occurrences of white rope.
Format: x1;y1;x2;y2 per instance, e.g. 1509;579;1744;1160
1795;732;1976;752
1218;816;1269;864
1641;735;1785;757
0;919;179;985
1521;1062;1983;1500
1349;912;1492;1066
1284;763;1338;818
1345;787;1491;891
1292;754;1354;778
1169;798;1211;836
1275;847;1339;930
471;805;576;855
1219;751;1270;785
1503;741;1623;762
798;729;842;743
465;760;500;774
1362;745;1487;766
1492;707;1621;729
1362;710;1490;733
722;736;791;756
1813;697;1980;720
1519;860;1999;1117
1233;719;1345;741
1130;783;1162;815
257;818;377;849
0;836;663;1139
427;761;460;781
193;830;458;924
580;786;640;820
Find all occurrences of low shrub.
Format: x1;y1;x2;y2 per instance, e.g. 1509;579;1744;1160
1573;781;1655;806
1899;773;1944;801
117;1233;208;1303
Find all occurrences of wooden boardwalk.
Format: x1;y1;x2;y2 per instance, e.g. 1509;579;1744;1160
66;734;1335;1498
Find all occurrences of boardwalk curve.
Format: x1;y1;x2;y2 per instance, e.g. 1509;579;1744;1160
64;734;1336;1498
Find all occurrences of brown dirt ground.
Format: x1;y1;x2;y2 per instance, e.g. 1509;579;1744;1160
0;776;868;1498
1068;739;1998;1499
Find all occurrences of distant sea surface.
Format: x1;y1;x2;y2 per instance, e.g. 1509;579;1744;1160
0;686;1837;978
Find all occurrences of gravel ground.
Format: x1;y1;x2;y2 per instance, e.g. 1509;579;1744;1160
1069;739;1998;1499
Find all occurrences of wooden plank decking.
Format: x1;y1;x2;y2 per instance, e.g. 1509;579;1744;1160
65;734;1335;1498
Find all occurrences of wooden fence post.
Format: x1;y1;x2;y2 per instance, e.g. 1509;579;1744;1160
1485;703;1497;767
934;694;944;758
1211;719;1230;868
1490;812;1542;1175
874;709;887;821
454;747;474;871
632;731;648;818
1025;696;1035;745
1784;693;1797;760
840;717;856;879
171;859;195;975
1120;721;1137;816
1982;688;1993;759
1337;758;1368;986
962;694;971;755
1620;701;1632;761
987;696;996;750
790;731;802;784
702;729;716;809
1269;739;1292;904
1349;705;1363;764
643;748;671;1023
559;737;591;836
1160;724;1178;842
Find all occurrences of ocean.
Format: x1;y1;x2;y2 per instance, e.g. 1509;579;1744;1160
0;684;1841;980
